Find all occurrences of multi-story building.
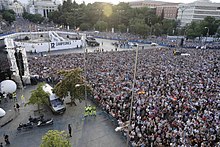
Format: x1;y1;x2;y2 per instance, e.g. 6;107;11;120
27;0;59;18
156;3;180;19
177;0;220;26
8;0;24;16
129;0;179;19
129;0;168;9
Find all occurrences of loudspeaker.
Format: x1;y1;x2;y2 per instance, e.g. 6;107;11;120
180;38;184;47
14;51;24;76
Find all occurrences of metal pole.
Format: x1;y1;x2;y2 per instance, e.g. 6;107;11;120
83;35;87;106
126;46;139;147
205;27;209;45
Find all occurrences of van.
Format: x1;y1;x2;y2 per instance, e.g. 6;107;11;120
42;84;66;114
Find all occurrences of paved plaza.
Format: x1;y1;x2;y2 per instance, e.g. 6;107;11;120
0;85;127;147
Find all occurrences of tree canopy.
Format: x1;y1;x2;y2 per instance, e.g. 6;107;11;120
184;16;220;39
1;10;15;24
48;1;178;36
40;130;71;147
26;83;49;113
23;12;45;24
53;68;91;106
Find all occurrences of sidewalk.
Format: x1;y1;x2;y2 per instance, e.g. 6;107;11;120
0;99;17;128
0;85;37;129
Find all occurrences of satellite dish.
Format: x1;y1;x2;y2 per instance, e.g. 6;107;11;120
0;108;6;117
0;80;17;94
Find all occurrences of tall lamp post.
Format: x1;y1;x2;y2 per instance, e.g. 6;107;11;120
205;27;209;44
83;34;87;106
126;46;139;147
177;5;190;47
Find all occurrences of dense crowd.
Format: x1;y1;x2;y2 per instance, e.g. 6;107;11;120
89;32;220;49
28;48;220;146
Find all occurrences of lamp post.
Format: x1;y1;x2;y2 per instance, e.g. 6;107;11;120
178;5;190;27
205;27;209;44
83;34;87;106
126;45;139;147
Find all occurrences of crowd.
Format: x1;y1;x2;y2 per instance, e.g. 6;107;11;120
89;32;220;49
28;47;220;146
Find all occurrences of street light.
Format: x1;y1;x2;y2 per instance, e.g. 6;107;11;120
126;45;139;147
178;5;191;27
83;34;88;106
205;27;209;43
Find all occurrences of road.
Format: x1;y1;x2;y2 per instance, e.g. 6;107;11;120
37;38;154;56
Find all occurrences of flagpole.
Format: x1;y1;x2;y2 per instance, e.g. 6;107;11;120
126;45;139;147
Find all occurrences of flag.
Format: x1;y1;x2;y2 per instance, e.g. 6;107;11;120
168;96;177;101
138;90;145;94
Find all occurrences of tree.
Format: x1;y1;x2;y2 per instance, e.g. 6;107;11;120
53;68;91;106
80;22;92;31
2;10;15;24
161;19;177;35
94;20;108;31
129;18;150;36
23;12;45;24
185;21;202;39
118;24;127;33
40;130;71;147
26;83;49;113
153;23;162;36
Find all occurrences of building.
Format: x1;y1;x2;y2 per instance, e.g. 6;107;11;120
27;0;59;18
177;0;220;26
0;0;11;10
129;0;168;8
129;0;179;19
156;3;180;19
8;0;24;16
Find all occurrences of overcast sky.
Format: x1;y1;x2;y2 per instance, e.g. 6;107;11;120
17;0;220;5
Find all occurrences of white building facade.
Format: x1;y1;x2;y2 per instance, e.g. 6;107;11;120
177;0;220;26
8;1;24;16
27;0;59;18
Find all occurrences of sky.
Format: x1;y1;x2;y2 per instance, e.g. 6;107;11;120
17;0;220;5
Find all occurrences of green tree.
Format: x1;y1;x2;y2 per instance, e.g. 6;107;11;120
46;1;185;36
80;22;92;31
129;18;150;36
40;130;71;147
185;21;202;39
2;10;15;24
94;20;108;31
161;19;177;35
53;68;91;106
26;83;49;113
118;24;127;33
23;12;45;24
152;23;162;36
